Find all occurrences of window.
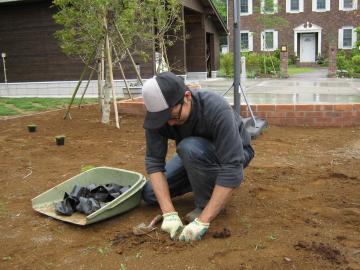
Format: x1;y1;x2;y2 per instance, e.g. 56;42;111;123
241;33;249;50
290;0;299;10
343;29;352;47
338;27;357;49
317;0;326;9
261;0;278;14
264;0;274;12
339;0;357;10
240;0;248;13
240;0;253;15
261;30;278;51
312;0;330;11
286;0;304;13
344;0;353;8
265;32;274;49
240;31;253;51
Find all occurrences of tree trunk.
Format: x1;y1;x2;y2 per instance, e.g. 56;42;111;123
97;60;104;110
101;51;111;124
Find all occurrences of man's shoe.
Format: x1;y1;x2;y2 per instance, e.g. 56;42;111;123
185;208;203;223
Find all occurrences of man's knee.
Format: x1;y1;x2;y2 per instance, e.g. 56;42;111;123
142;181;158;205
176;137;212;163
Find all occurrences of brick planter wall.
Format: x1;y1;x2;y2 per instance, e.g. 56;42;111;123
119;98;360;127
240;104;360;127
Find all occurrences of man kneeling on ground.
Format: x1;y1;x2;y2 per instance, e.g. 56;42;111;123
141;72;254;241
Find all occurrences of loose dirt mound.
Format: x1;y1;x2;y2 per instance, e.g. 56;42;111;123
0;106;359;270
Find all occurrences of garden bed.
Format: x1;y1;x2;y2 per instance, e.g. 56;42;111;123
0;105;359;269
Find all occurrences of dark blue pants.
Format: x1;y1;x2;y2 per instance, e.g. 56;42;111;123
142;137;254;208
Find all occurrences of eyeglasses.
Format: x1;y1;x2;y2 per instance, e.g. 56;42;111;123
169;101;184;120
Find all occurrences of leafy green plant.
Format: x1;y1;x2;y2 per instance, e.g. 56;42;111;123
316;54;326;66
246;53;261;75
336;51;349;70
220;53;234;77
288;54;299;65
352;55;360;73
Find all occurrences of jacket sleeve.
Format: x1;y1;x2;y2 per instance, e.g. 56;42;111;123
144;128;168;174
210;107;245;188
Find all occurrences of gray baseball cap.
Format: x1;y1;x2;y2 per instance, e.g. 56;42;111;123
142;72;186;129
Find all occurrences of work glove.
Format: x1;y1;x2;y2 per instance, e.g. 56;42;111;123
179;218;209;241
161;212;184;240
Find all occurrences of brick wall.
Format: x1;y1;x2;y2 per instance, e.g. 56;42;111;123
119;98;360;127
240;103;360;127
228;0;360;56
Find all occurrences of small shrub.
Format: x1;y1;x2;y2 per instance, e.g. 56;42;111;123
336;53;348;71
352;55;360;73
288;54;299;65
273;49;280;59
220;53;234;77
316;54;326;65
246;53;261;75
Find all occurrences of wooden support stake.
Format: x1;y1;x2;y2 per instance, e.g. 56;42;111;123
112;45;133;101
97;60;103;110
113;22;143;85
63;63;88;119
104;18;120;129
78;68;95;108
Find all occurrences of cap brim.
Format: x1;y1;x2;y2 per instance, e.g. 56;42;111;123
143;108;171;129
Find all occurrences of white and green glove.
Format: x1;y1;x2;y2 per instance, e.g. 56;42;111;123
161;212;184;240
179;218;209;241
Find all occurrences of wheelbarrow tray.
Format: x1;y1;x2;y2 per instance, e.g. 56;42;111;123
31;167;146;225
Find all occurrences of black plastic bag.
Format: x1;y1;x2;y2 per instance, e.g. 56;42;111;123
54;192;78;216
53;183;131;216
76;197;101;215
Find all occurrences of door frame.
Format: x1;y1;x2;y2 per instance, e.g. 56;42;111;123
294;22;322;59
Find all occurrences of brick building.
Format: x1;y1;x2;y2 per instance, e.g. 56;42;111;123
227;0;360;63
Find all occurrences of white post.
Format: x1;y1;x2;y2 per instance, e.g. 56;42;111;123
1;53;7;84
241;56;246;84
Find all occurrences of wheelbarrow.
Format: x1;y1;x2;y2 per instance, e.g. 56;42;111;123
31;167;146;225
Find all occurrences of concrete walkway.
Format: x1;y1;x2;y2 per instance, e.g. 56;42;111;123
196;69;360;104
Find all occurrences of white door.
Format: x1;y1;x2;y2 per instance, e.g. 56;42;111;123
300;34;316;62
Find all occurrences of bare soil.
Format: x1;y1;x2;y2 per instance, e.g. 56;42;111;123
0;105;359;270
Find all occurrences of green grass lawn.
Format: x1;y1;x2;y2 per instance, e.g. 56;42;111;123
288;65;317;76
0;98;97;116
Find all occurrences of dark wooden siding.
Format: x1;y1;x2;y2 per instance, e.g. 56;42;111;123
185;10;206;72
0;0;154;82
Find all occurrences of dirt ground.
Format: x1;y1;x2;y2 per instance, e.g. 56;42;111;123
0;105;359;270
